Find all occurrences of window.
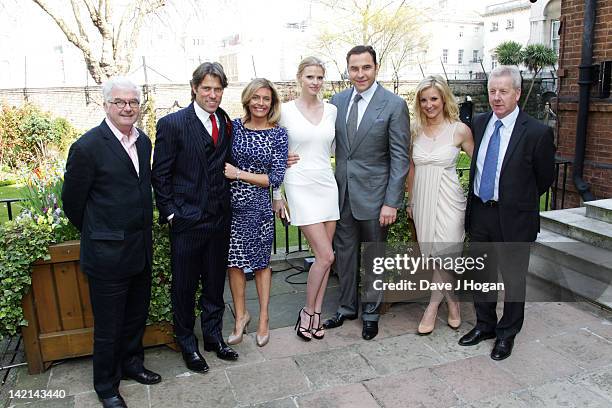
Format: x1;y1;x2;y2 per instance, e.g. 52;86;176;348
472;50;479;63
474;26;480;33
438;0;447;7
442;49;448;63
551;20;561;56
506;19;514;30
458;49;464;64
459;26;464;38
491;22;498;32
491;55;498;70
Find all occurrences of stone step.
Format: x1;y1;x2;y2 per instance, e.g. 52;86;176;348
529;253;612;310
585;198;612;224
540;207;612;250
534;229;612;285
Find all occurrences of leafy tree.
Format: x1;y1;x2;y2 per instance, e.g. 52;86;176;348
495;41;523;66
521;44;558;110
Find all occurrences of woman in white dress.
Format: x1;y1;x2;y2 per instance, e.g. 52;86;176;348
406;75;474;335
273;56;339;341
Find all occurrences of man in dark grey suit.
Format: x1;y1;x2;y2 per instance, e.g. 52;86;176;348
323;45;410;340
458;65;555;360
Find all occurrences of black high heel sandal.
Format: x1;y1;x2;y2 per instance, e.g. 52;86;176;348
311;312;325;340
294;308;313;341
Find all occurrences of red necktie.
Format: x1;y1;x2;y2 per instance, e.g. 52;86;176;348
210;114;219;146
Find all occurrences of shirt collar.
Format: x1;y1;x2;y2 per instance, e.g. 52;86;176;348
351;81;378;104
105;117;139;145
492;105;520;129
193;101;216;123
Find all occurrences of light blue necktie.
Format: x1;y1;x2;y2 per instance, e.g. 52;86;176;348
479;120;503;202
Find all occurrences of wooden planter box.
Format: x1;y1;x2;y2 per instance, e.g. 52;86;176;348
21;240;177;374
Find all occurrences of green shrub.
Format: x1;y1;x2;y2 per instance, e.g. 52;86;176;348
0;103;79;171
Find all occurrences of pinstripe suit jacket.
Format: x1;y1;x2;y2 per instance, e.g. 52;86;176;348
152;103;232;232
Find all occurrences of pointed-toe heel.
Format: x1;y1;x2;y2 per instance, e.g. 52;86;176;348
227;312;251;345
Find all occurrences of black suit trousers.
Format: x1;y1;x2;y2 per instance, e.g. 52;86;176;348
88;269;151;399
469;199;528;339
170;220;230;352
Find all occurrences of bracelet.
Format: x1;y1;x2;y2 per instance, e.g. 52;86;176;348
236;170;241;181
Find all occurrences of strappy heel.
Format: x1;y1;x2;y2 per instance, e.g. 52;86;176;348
311;312;325;340
294;308;313;341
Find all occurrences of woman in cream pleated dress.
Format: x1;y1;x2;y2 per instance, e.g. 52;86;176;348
406;75;474;335
273;56;338;341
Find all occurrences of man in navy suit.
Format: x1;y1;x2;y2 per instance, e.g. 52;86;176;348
458;65;555;360
152;62;238;372
62;77;161;408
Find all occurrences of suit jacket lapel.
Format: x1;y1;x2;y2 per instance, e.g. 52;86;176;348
100;120;138;178
500;110;528;175
469;111;493;191
350;85;387;153
136;135;148;181
185;103;211;165
338;89;352;149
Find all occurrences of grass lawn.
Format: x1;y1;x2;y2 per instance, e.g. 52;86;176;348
0;184;25;224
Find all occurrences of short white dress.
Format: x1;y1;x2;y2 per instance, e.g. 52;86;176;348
277;100;339;226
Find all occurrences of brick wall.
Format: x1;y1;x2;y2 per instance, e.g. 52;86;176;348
556;0;612;207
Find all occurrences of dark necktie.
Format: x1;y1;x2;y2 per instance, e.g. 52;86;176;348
210;114;219;146
346;94;362;147
479;120;503;202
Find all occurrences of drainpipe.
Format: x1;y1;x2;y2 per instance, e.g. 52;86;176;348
573;0;597;202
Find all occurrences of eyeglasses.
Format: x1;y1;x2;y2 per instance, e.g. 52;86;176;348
108;99;140;109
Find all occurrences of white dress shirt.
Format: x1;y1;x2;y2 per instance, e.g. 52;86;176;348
474;105;520;201
193;102;218;136
345;81;378;130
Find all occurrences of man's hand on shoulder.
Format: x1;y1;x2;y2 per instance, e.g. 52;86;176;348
379;205;397;227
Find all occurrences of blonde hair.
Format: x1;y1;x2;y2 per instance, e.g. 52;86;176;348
241;78;281;125
296;56;326;78
412;75;459;137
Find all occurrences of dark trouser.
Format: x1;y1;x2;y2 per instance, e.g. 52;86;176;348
170;223;230;352
88;269;151;399
333;191;388;322
469;199;528;340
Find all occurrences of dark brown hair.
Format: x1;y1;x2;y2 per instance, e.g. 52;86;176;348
346;45;377;66
190;62;228;101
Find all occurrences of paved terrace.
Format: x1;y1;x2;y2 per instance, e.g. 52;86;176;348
3;262;612;408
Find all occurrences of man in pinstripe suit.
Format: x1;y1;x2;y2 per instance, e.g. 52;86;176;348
152;62;238;373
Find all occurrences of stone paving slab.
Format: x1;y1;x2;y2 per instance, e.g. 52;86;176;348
296;383;379;408
365;367;460;408
431;355;523;402
516;379;611;407
226;358;310;405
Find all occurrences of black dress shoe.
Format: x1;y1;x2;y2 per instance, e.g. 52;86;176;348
99;394;127;408
182;351;210;372
491;338;514;361
122;367;162;385
204;341;239;361
362;321;379;340
458;328;496;346
322;312;357;329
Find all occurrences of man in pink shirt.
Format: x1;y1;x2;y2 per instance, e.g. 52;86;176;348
62;77;161;408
